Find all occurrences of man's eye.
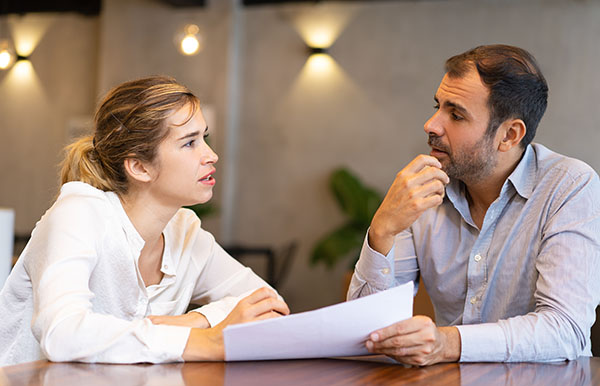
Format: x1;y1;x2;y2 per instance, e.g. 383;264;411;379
203;133;209;139
184;140;195;147
433;104;440;110
451;112;463;121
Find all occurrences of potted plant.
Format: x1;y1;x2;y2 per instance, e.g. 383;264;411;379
310;167;383;274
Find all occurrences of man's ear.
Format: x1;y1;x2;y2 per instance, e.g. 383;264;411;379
123;158;153;183
497;119;526;152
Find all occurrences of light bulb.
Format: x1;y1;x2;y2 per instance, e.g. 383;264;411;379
176;24;202;56
307;53;333;74
180;35;200;56
0;39;16;70
0;48;13;69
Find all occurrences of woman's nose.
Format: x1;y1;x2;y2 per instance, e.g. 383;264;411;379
202;144;218;164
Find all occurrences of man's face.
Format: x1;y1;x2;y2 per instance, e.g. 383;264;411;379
424;66;498;184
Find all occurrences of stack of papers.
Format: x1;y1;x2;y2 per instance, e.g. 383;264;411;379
224;281;414;361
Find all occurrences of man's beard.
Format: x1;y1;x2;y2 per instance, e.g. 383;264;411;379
428;132;497;184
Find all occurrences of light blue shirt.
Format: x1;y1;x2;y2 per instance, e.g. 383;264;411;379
348;144;600;362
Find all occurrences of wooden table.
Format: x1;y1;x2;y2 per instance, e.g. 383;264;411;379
1;356;599;385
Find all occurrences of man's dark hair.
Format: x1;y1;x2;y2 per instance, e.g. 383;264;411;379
445;44;548;148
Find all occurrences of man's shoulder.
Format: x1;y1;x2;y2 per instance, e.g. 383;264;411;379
531;143;598;183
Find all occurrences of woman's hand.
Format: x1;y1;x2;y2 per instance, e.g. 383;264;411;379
148;312;211;328
215;287;290;329
182;287;289;361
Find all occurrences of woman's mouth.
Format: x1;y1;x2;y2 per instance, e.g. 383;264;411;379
199;170;216;184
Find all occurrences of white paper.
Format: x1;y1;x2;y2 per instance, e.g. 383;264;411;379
0;208;15;289
224;281;414;361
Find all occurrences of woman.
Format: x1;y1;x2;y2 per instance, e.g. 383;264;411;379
0;76;289;365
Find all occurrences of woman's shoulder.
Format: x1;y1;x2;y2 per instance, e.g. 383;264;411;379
165;208;216;248
42;182;115;229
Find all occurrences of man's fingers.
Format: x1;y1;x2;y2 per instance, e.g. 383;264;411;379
405;154;443;174
418;179;446;199
367;341;423;357
370;316;433;342
410;166;449;187
369;328;434;351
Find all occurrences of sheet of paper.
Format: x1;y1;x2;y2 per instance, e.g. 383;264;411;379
224;281;414;361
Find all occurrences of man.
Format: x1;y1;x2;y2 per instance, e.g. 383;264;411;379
348;44;600;365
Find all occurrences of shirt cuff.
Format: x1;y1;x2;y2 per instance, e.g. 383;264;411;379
355;230;395;291
142;321;191;362
456;323;507;362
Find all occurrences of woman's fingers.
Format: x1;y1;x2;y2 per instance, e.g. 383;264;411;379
251;297;290;317
240;287;279;305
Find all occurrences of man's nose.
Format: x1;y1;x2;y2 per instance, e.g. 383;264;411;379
424;111;444;137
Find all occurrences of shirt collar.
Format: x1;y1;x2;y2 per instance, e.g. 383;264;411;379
444;143;536;223
506;144;536;200
106;191;145;257
159;231;176;277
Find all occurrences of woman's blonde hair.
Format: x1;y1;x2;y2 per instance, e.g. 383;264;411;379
61;75;200;194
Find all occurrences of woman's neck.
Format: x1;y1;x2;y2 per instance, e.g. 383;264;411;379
118;189;177;245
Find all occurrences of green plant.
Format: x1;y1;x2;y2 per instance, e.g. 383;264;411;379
184;203;218;219
310;167;383;270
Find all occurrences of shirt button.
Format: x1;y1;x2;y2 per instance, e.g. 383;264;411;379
163;264;168;270
470;297;477;304
474;254;482;262
381;268;390;275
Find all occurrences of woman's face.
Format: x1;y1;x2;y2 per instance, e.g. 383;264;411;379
146;103;218;208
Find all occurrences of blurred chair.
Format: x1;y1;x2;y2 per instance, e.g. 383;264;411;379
592;306;600;356
224;241;297;290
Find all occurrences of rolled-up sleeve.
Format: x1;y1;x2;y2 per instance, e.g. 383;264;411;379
347;228;418;300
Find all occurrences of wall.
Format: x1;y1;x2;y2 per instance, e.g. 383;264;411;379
1;0;599;313
0;13;98;235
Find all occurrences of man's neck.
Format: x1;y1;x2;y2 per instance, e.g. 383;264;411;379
464;148;525;228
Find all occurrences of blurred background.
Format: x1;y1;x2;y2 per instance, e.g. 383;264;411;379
1;0;599;313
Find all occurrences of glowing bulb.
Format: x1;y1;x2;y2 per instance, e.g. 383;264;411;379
180;35;200;56
307;53;333;74
306;30;334;49
0;49;13;69
176;24;202;56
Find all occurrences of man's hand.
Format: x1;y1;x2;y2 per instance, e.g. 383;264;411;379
365;316;460;366
148;312;211;328
369;155;449;255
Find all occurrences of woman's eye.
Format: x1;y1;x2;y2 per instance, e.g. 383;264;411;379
433;104;440;110
203;132;209;139
184;140;195;147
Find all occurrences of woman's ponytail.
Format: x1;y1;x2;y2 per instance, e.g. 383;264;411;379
60;135;115;191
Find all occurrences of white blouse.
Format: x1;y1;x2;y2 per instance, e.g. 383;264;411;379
0;182;272;365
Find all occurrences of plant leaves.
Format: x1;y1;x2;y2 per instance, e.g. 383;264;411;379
184;203;218;219
331;168;365;220
310;222;364;269
330;167;382;226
